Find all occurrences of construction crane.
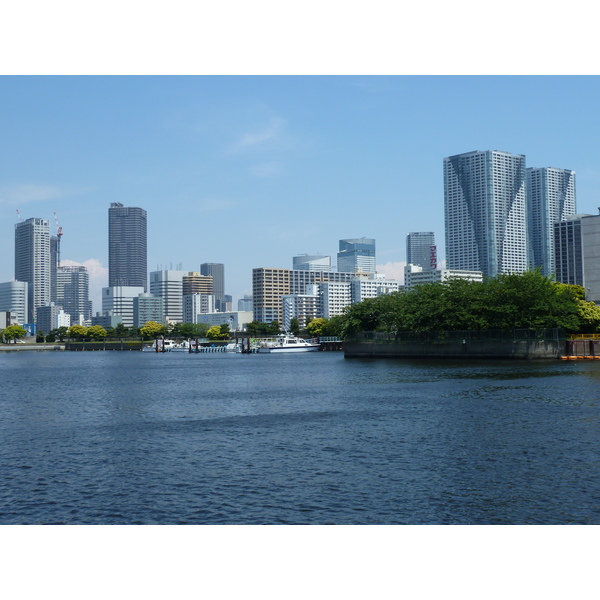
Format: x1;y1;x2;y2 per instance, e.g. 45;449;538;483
16;209;22;222
54;212;63;268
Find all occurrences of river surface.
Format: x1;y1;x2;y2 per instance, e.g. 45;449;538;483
1;350;599;524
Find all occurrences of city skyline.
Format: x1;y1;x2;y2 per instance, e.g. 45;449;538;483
3;77;600;311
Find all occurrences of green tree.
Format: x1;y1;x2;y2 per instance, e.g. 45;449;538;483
87;325;108;340
306;318;327;336
68;325;88;340
219;323;231;339
577;299;600;333
53;326;69;342
139;321;166;340
267;321;281;335
173;322;210;338
114;322;128;338
206;325;225;340
36;330;46;343
3;325;26;344
288;317;301;336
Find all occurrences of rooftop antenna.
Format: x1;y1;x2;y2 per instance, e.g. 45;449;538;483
53;212;63;267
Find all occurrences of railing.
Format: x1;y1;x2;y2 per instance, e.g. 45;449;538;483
569;333;600;340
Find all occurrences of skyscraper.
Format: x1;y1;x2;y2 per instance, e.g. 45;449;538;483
56;265;91;325
15;217;51;323
200;263;225;311
149;269;187;323
406;232;436;270
527;167;576;277
444;150;527;277
108;202;147;291
337;238;376;274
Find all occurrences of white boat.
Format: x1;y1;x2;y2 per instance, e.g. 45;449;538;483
257;334;320;353
142;339;179;352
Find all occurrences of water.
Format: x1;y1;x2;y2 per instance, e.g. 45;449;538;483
1;350;599;524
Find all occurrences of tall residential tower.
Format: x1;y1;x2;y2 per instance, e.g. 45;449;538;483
527;167;576;277
108;203;147;291
444;150;527;277
15;217;51;323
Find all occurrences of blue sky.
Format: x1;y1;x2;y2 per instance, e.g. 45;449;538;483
2;75;600;310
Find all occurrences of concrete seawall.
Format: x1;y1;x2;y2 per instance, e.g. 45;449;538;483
344;339;564;360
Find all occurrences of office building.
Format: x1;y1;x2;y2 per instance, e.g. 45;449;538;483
15;217;51;323
406;232;437;270
337;238;376;274
238;295;253;312
133;293;164;328
91;312;123;329
0;281;28;325
182;272;213;295
108;203;147;291
444;150;527;277
101;286;145;327
351;273;400;303
554;212;600;303
183;294;215;323
196;311;253;332
292;254;332;271
527;167;576;277
200;263;225;311
36;303;70;335
56;266;91;325
149;270;187;323
404;264;483;290
253;268;357;323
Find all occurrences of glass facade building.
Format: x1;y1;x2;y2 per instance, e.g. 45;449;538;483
337;238;376;274
406;232;436;270
108;203;147;291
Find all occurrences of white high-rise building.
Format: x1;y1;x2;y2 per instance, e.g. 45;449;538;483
282;285;320;330
149;270;187;323
527;167;576;277
444;150;527;277
183;294;215;323
351;273;400;303
15;218;51;323
0;281;28;325
320;281;352;319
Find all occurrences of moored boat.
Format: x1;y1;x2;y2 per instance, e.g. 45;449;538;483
257;334;319;353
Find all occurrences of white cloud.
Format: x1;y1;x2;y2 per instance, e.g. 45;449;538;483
61;258;108;315
377;261;406;284
229;117;285;154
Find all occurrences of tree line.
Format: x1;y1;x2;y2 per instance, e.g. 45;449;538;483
337;270;600;337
